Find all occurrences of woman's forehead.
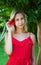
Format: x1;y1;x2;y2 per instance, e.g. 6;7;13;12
15;13;24;19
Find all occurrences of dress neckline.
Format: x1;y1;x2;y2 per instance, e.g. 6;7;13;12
12;36;30;43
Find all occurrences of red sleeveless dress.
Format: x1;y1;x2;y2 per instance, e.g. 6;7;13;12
6;35;33;65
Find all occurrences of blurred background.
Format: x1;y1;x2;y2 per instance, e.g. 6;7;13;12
0;0;41;65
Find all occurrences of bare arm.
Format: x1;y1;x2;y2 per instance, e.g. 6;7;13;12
4;21;15;55
30;33;36;65
4;31;12;55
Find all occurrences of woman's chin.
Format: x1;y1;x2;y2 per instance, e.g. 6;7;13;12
19;25;24;28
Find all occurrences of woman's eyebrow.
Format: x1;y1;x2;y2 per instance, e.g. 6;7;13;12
16;18;19;21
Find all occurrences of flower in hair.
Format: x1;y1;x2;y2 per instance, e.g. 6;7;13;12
8;19;15;25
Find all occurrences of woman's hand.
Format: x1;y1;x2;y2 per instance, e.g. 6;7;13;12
6;22;15;32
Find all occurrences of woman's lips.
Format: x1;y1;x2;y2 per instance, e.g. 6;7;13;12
19;24;24;26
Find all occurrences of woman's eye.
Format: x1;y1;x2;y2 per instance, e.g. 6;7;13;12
16;19;19;21
21;18;24;20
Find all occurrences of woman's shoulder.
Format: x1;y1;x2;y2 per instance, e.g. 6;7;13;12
27;32;36;44
27;32;35;37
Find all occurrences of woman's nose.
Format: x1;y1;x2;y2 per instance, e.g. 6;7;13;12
19;20;22;24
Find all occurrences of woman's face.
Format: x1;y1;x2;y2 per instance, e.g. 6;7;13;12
15;13;25;29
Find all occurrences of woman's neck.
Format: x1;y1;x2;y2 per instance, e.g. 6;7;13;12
15;28;24;34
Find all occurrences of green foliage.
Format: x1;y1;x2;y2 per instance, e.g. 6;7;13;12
0;39;8;65
27;10;37;23
37;4;41;22
0;0;41;25
0;0;41;41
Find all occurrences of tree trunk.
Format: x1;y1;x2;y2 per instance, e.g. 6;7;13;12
37;22;41;65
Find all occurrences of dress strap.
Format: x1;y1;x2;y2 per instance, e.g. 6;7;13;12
29;32;31;38
29;32;32;37
29;32;34;45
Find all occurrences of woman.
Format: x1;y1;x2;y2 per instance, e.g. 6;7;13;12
4;10;36;65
